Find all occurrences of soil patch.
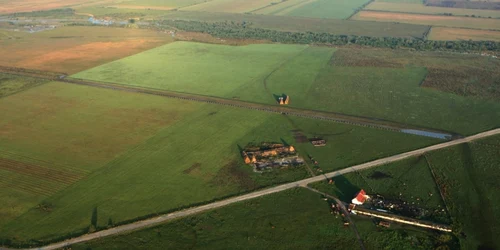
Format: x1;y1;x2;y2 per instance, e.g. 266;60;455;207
183;163;202;174
368;171;392;180
211;160;256;190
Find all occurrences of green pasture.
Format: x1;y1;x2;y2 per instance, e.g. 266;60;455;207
71;188;359;250
284;0;371;19
74;6;171;19
426;138;500;250
76;42;500;135
0;80;438;245
120;0;207;7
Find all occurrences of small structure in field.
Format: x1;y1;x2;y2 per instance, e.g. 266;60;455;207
310;138;326;147
379;221;391;228
278;95;289;105
241;142;303;172
351;189;370;205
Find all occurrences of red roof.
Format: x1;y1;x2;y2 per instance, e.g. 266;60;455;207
355;189;367;203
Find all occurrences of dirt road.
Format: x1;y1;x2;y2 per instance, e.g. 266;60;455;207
2;128;497;250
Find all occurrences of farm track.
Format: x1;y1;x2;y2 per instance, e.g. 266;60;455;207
3;128;498;250
0;66;458;139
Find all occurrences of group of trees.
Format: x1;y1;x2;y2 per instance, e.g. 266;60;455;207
160;20;500;52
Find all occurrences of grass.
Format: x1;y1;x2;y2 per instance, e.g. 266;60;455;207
284;0;371;19
352;11;500;30
365;2;500;18
76;42;500;135
429;27;500;42
74;6;174;18
73;42;309;97
252;0;316;15
70;188;359;250
0;73;48;97
0;80;438;245
425;137;500;250
163;11;430;38
118;0;208;8
0;26;173;74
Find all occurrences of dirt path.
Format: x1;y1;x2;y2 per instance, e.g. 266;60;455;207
0;66;458;139
2;128;498;250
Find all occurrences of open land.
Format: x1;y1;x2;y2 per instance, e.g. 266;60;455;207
0;78;439;245
182;0;279;13
429;27;500;41
70;189;361;250
352;10;500;30
74;42;500;135
0;73;48;97
0;0;96;14
365;2;500;18
0;26;173;74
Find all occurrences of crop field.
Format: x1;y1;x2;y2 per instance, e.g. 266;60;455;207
0;78;439;244
275;0;371;19
429;27;500;42
163;11;430;38
426;137;500;250
120;0;208;8
0;73;48;97
0;26;173;74
75;42;500;135
351;11;500;30
182;0;278;13
71;188;360;250
252;0;316;15
365;2;500;18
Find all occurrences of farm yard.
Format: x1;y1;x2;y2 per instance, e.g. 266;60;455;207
74;42;500;135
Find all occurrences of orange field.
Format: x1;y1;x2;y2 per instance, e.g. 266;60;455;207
0;26;173;74
429;27;500;42
352;11;500;30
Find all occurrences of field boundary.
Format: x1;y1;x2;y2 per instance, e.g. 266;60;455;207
2;128;498;250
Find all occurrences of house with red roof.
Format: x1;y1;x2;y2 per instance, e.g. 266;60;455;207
351;189;369;205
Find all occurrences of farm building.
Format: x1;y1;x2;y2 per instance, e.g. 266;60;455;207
351;189;370;205
278;95;290;105
241;143;303;171
310;138;326;147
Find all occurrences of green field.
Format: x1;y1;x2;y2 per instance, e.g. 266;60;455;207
74;42;500;135
120;0;208;8
181;0;278;13
71;188;360;249
283;0;370;19
365;2;500;18
425;137;500;250
0;73;47;98
163;11;430;38
0;80;438;245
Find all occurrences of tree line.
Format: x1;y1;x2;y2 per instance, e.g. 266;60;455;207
159;20;500;52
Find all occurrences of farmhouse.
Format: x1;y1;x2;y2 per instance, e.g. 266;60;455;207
278;95;290;105
310;138;326;147
351;189;370;205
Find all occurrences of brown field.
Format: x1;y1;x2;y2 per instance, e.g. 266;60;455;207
352;10;500;30
0;26;173;74
0;0;98;14
429;27;500;41
331;48;500;100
